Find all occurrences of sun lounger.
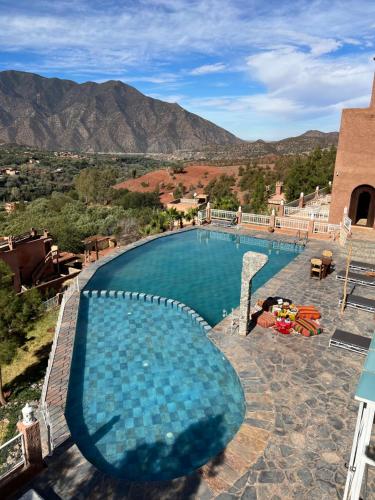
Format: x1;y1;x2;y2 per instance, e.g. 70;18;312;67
329;329;371;355
336;270;375;287
339;294;375;313
211;217;236;228
349;260;375;273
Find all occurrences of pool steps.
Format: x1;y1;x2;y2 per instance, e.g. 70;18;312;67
82;289;212;333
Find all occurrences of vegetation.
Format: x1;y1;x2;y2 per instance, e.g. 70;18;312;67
0;261;43;406
283;147;336;202
0;309;57;444
204;174;239;210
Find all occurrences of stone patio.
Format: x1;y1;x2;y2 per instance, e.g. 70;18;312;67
20;227;375;499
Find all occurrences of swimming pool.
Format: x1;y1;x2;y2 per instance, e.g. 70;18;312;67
66;229;302;481
66;293;245;480
86;229;302;325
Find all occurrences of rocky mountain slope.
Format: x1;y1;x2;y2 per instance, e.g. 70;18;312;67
0;70;240;153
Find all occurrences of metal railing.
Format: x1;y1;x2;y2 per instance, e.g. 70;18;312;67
313;221;340;234
241;213;271;226
211;209;237;220
42;294;61;311
0;433;25;479
285;186;331;207
197;209;207;224
275;217;309;231
343;215;352;232
284;206;329;220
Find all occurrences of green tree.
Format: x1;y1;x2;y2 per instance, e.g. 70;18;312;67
205;175;239;210
249;175;267;213
0;262;26;405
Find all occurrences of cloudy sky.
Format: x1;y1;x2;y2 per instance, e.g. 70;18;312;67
0;0;374;140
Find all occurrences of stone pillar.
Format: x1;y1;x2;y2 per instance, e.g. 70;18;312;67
315;185;320;199
278;200;284;216
206;201;211;223
239;251;268;336
16;404;43;471
237;206;242;224
298;192;304;208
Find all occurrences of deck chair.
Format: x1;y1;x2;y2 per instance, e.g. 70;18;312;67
336;270;375;287
329;329;371;355
339;294;375;313
349;260;375;273
310;258;323;279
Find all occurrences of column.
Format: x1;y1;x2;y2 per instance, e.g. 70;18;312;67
239;251;268;336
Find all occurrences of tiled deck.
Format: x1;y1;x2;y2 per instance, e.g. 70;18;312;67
25;227;374;499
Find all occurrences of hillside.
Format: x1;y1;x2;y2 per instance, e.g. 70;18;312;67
0;70;240;154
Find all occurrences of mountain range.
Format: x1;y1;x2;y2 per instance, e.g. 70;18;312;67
0;70;338;155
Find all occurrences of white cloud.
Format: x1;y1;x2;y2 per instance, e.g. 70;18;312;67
189;63;226;75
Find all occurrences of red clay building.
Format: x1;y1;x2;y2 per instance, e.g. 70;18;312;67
0;229;55;292
329;76;375;230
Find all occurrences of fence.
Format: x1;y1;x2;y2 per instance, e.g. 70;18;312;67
197;208;207;224
343;215;352;232
275;217;309;231
42;294;61;311
241;213;270;226
211;209;237;220
0;433;25;480
284;206;329;220
313;221;340;234
285;186;331;208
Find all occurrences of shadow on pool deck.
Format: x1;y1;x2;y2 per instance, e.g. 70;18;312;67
28;414;228;499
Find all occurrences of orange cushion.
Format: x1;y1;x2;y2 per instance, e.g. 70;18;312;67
256;311;276;328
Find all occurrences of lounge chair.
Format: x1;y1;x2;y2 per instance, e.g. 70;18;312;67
329;329;371;355
336;270;375;287
349;260;375;273
339;294;375;313
211;217;237;228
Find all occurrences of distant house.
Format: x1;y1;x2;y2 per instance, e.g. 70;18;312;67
267;181;285;212
166;193;208;214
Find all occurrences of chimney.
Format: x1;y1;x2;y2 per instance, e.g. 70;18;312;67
275;181;283;196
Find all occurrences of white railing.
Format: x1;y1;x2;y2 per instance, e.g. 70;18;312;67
211;209;236;220
284;206;329;220
42;294;61;311
343;215;352;232
40;276;79;454
197;209;207;224
275;217;309;231
241;213;271;226
0;433;25;479
285;186;331;207
313;221;340;234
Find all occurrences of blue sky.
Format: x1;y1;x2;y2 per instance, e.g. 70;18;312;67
0;0;374;140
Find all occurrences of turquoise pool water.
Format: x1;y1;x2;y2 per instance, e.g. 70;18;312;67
66;229;302;481
87;229;302;325
66;294;245;481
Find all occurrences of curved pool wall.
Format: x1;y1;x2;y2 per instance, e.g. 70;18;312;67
85;228;303;325
65;291;246;481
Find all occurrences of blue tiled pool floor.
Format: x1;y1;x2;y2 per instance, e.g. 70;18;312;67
66;294;245;481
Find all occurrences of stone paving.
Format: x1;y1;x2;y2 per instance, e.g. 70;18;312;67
23;226;375;499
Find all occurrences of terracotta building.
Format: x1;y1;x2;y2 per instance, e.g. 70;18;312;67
329;76;375;229
0;229;55;292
